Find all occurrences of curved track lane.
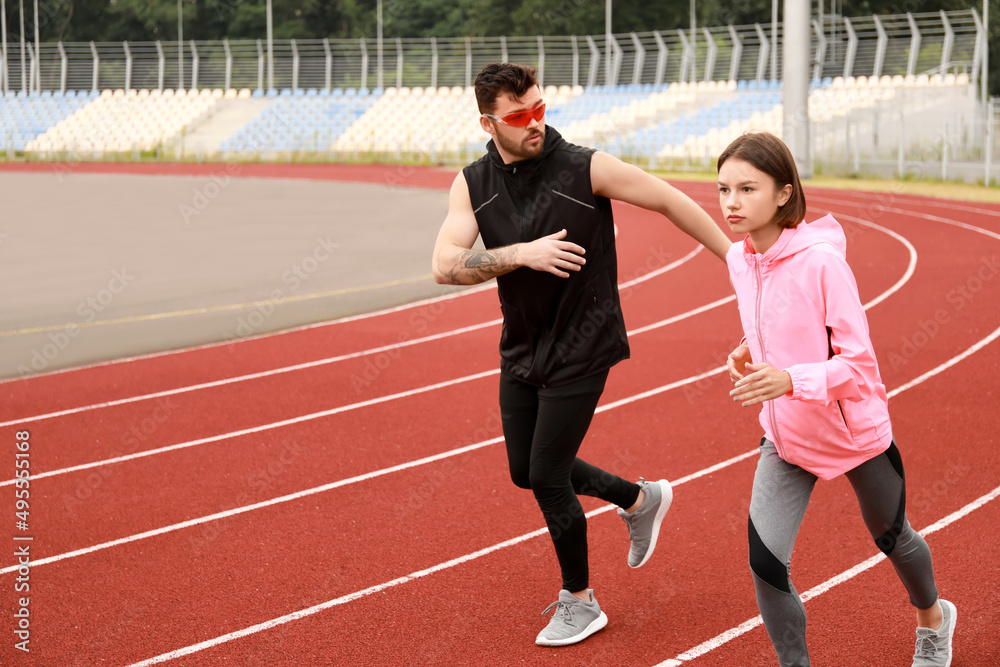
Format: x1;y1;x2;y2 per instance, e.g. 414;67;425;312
1;171;997;666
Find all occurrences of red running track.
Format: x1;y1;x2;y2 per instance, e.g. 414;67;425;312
1;166;999;666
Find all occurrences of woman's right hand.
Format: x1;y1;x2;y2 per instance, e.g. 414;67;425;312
727;343;752;383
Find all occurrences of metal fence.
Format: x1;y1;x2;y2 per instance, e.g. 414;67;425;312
0;8;995;186
989;97;1000;186
0;9;986;94
813;89;999;185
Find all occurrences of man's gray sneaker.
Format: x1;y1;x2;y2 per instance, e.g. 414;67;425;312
535;589;608;647
912;599;957;667
617;478;673;568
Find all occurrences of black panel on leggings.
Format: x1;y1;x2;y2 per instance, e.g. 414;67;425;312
884;440;904;479
749;517;791;593
875;442;907;556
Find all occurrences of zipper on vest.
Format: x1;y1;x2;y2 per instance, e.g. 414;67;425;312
515;168;528;242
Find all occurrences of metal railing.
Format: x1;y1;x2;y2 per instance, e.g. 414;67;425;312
812;88;998;185
987;97;1000;186
0;9;985;95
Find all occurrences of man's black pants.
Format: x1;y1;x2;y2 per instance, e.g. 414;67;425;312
499;369;640;592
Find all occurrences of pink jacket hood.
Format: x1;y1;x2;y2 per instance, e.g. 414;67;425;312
741;210;848;264
727;214;892;479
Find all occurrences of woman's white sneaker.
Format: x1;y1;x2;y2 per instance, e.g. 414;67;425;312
912;599;957;667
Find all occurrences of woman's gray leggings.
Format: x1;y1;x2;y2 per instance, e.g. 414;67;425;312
748;438;938;667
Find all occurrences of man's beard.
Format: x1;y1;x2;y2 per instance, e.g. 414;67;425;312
494;125;546;161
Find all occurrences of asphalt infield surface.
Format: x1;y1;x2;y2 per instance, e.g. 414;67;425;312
0;164;466;380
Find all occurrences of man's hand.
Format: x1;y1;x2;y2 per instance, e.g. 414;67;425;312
730;363;793;407
520;229;586;278
432;173;588;285
727;343;751;382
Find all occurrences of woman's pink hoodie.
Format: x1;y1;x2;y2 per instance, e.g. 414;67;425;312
727;213;893;480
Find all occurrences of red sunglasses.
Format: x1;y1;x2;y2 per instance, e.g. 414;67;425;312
482;101;546;127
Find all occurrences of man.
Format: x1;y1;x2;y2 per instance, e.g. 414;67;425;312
432;63;731;647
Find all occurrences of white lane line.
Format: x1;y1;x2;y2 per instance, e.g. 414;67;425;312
0;282;496;387
122;441;763;667
123;527;552;666
122;196;997;665
0;320;502;428
808;192;1000;224
16;203;921;431
0;436;506;576
627;296;735;336
0;289;738;487
0;214;917;484
887;324;1000;398
124;438;1000;667
1;245;705;425
832;214;917;310
652;196;1000;667
654;483;1000;666
619;245;703;289
0;369;500;488
14;181;700;385
0;364;733;575
809;195;1000;244
875;206;1000;242
6;303;994;592
0;206;922;583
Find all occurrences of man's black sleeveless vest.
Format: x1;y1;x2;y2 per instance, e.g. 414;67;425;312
462;127;629;387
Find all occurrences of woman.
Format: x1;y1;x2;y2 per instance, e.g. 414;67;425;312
719;131;955;667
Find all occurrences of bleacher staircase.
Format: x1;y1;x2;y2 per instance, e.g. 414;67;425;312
183;98;275;156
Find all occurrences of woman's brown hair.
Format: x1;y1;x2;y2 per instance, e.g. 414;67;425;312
717;132;807;228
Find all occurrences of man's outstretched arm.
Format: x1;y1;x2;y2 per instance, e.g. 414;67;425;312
590;151;732;261
432;173;588;285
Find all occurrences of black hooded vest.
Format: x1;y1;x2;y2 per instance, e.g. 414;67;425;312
462;127;629;387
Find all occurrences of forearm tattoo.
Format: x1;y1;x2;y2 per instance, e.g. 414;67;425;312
462;251;499;269
443;247;517;284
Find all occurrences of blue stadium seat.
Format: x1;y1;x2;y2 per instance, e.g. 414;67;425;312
217;85;380;154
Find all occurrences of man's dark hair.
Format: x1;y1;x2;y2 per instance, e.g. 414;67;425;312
474;63;539;115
